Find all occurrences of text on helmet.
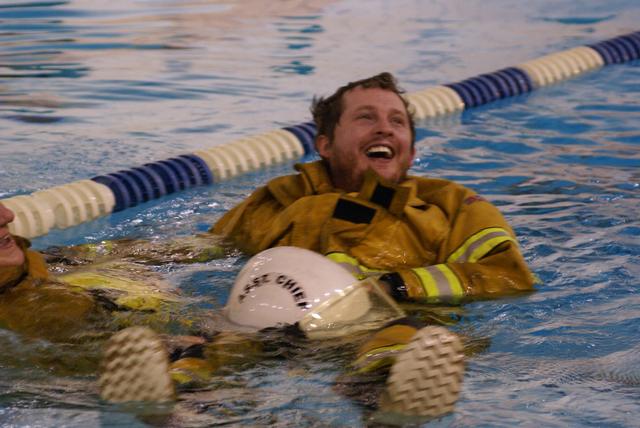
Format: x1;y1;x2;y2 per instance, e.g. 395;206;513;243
238;273;309;309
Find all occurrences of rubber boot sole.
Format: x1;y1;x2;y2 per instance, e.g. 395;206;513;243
99;326;175;403
379;325;464;418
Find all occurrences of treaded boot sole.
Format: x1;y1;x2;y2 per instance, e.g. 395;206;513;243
99;326;175;403
379;325;464;418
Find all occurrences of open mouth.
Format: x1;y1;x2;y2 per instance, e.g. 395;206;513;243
365;145;394;159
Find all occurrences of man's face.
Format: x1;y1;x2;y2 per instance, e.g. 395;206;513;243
316;86;415;192
0;204;25;267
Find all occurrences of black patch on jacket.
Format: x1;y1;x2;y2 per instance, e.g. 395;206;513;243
370;184;395;209
333;199;375;224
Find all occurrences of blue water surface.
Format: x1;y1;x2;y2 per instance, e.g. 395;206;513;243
1;1;639;427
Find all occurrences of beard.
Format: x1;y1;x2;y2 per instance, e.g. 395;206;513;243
323;157;410;193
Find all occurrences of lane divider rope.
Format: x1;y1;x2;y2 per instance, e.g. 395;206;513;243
3;31;639;238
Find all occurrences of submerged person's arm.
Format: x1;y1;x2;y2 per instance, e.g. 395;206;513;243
43;234;227;267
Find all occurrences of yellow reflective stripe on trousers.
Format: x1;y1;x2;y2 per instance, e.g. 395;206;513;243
413;264;464;298
448;227;516;263
352;344;407;373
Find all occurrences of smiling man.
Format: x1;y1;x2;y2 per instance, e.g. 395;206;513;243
211;72;536;302
315;82;415;192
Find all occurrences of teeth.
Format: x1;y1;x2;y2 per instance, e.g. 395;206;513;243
366;145;393;159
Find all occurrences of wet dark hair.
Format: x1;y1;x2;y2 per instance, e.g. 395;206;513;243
310;72;416;146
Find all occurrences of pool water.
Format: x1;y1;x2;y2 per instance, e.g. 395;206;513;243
1;1;640;426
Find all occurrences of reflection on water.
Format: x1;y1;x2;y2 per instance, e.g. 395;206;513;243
1;0;640;426
2;0;638;194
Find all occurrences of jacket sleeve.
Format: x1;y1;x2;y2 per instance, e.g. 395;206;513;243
209;186;287;254
384;191;537;302
383;241;535;302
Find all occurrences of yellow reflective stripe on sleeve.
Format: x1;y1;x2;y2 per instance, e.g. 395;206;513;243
326;252;360;267
325;252;362;278
413;267;439;297
325;252;384;279
413;265;464;298
438;265;464;296
448;227;516;263
325;253;360;271
467;234;516;263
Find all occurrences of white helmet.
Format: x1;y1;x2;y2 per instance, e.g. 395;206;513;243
224;246;404;338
